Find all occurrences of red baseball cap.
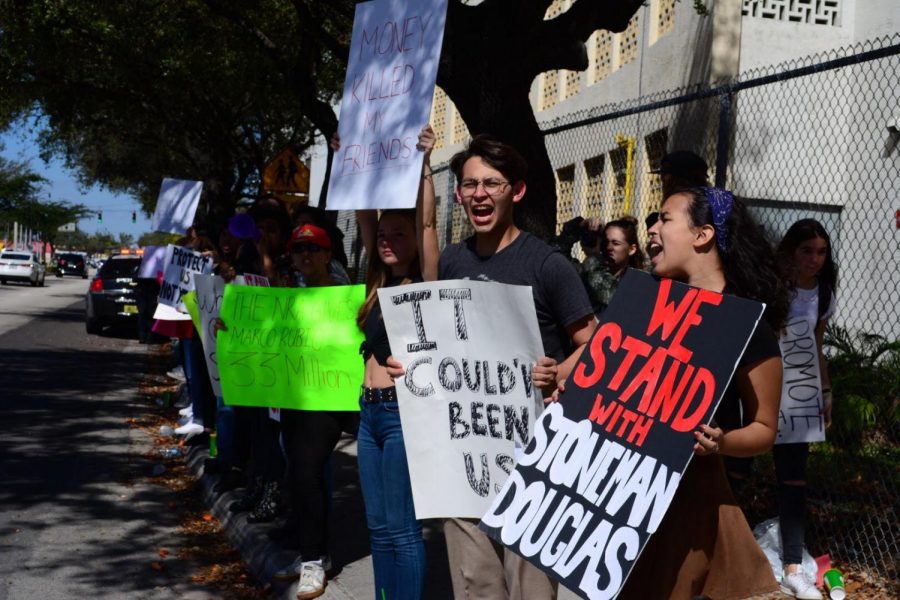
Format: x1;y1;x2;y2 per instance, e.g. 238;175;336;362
288;224;331;251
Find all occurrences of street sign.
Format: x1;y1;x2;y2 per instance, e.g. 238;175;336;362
262;148;310;194
58;223;76;232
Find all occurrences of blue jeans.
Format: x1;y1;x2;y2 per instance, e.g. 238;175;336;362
215;396;234;464
180;336;205;426
357;399;425;600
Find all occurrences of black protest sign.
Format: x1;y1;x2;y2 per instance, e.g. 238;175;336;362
480;269;765;600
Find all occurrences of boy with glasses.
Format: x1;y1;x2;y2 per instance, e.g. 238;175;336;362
392;135;595;598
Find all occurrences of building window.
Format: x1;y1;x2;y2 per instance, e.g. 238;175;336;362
555;165;576;233
589;30;614;84
563;69;581;100
544;0;567;20
618;15;640;67
742;0;841;26
451;104;469;144
541;71;560;110
656;0;676;39
584;155;605;218
643;128;669;213
431;87;448;149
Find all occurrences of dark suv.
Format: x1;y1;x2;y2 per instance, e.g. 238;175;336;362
56;252;89;278
85;255;142;334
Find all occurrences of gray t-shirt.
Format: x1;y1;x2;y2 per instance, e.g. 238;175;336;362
439;231;594;362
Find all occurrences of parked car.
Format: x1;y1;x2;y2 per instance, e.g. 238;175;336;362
85;255;142;334
56;252;89;278
0;250;46;286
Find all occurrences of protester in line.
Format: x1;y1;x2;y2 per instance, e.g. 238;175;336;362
305;126;436;599
172;234;217;439
290;203;351;286
351;125;437;600
769;219;838;600
650;150;710;199
552;216;617;316
204;223;246;491
269;224;359;600
612;186;788;598
222;205;291;524
573;215;648;314
292;202;350;272
389;135;596;600
603;216;645;277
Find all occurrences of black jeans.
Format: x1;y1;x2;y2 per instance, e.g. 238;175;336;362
282;410;358;559
725;443;809;566
774;442;809;565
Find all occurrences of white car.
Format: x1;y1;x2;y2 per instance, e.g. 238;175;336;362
0;250;47;286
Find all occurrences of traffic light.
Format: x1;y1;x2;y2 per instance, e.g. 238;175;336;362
131;211;137;223
97;211;103;223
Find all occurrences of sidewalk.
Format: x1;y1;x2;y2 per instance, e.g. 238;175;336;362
186;436;581;599
186;435;451;599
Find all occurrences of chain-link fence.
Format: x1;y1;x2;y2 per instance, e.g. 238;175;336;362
341;35;900;582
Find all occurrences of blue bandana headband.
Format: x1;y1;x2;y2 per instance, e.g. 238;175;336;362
702;187;734;254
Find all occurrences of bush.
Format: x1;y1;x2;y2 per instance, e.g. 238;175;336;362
824;324;900;447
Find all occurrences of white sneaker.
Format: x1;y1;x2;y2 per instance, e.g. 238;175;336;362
274;555;332;581
178;406;193;417
295;561;326;599
174;420;204;437
166;366;186;382
781;570;823;600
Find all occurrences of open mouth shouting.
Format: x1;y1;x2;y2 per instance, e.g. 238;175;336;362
468;202;495;227
648;241;663;264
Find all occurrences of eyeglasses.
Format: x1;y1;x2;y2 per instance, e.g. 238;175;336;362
291;243;325;254
458;178;510;198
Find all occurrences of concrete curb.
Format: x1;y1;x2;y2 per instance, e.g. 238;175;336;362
185;445;367;600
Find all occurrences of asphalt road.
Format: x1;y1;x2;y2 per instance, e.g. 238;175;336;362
0;276;215;599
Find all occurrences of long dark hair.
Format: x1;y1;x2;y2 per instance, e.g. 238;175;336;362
776;218;838;295
678;187;789;331
355;209;421;329
605;216;646;270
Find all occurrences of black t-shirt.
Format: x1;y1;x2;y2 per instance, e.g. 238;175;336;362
438;232;594;362
713;318;781;430
361;275;423;366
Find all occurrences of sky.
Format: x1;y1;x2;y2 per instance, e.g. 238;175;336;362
1;119;153;240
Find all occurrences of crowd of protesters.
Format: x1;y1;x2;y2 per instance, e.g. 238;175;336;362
149;130;838;600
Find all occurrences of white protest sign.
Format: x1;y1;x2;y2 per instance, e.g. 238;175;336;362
327;0;448;210
152;301;191;322
194;274;225;397
777;315;826;444
379;280;544;519
138;246;168;279
151;178;203;234
158;245;214;309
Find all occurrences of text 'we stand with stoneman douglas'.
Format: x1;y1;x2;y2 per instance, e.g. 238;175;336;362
480;270;765;600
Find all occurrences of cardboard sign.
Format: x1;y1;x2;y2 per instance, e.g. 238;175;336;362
151;178;203;234
379;280;545;519
158;245;214;309
327;0;448;210
193;274;226;397
776;315;826;444
217;285;366;410
480;270;765;600
137;245;168;279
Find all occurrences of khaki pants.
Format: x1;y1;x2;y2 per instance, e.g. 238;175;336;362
444;517;558;600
